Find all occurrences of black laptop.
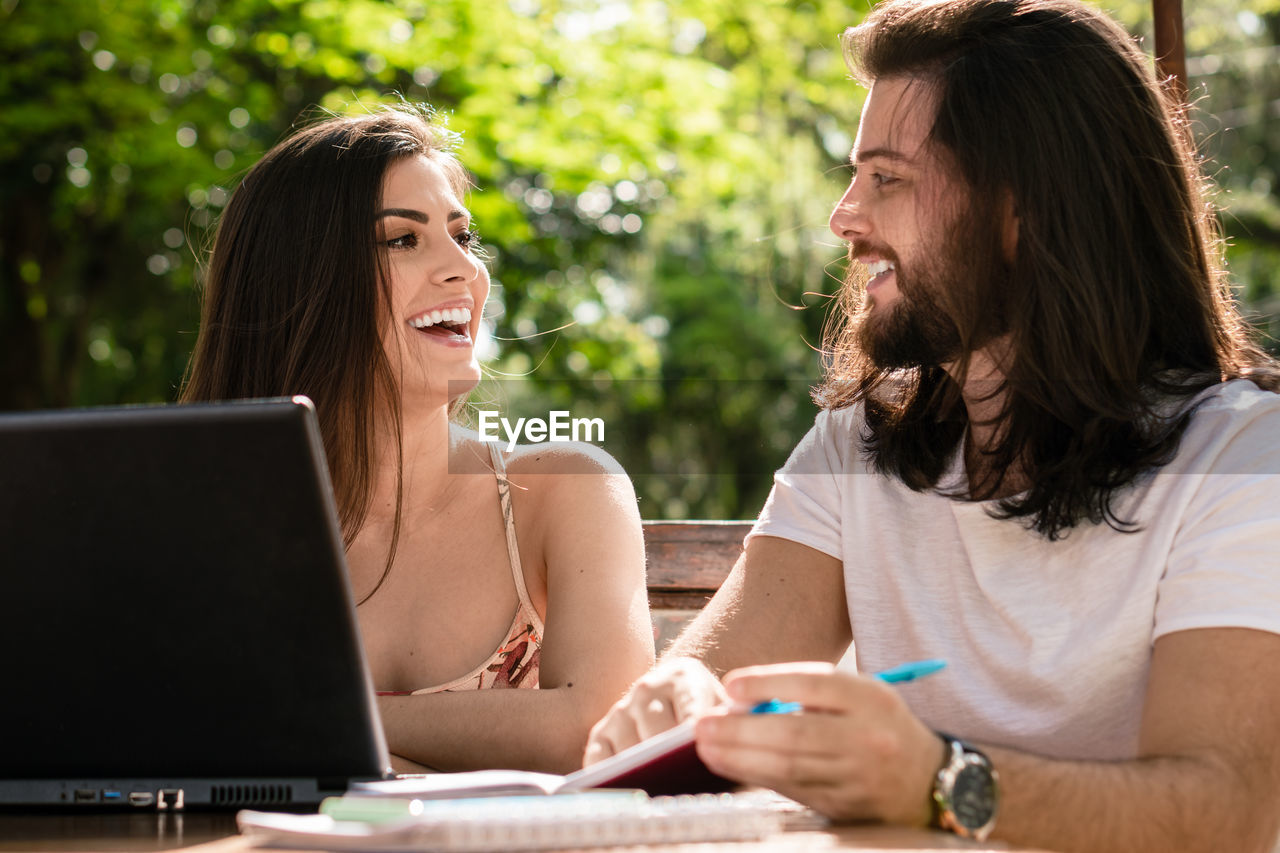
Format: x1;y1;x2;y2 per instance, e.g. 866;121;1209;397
0;396;391;810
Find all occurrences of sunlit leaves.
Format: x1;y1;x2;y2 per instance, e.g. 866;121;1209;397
3;0;1276;514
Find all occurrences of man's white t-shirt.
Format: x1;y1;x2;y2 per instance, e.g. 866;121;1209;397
748;379;1280;760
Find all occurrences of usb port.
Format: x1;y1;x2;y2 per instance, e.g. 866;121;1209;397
74;789;97;803
128;791;155;807
102;790;123;802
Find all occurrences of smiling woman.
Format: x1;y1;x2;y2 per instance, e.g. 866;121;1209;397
180;104;654;775
375;154;490;406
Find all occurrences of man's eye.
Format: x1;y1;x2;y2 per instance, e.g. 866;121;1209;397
384;232;417;250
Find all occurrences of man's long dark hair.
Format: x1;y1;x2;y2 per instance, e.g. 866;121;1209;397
181;105;469;599
818;0;1278;539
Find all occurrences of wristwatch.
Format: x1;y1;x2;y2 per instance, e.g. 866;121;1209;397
930;733;999;841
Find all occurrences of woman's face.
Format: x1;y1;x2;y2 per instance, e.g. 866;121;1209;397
377;153;490;407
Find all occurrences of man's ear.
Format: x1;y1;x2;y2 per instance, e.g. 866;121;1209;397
1001;191;1020;264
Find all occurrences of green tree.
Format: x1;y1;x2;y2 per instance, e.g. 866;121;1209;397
1;0;868;519
1107;0;1280;347
3;0;1276;519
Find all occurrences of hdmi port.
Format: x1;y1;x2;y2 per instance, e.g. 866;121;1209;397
128;791;155;807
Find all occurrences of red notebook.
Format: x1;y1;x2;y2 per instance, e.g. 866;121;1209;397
560;718;734;796
350;719;734;799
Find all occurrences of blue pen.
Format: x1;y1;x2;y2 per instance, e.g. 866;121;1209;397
749;658;947;714
750;698;803;715
872;658;947;684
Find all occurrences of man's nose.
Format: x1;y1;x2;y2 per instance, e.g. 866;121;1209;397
829;183;869;242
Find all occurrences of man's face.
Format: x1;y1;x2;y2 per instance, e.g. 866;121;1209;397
828;75;973;369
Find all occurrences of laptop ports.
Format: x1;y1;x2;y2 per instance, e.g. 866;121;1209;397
128;791;155;807
158;788;185;810
74;789;97;803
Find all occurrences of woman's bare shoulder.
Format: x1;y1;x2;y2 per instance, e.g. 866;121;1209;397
504;442;638;536
448;427;635;524
504;440;628;478
449;425;621;473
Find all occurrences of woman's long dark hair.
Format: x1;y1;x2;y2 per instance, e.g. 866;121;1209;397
181;104;470;598
819;0;1279;539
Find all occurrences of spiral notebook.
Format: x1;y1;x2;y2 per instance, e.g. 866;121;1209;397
237;791;789;851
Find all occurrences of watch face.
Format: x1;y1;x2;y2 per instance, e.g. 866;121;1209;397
952;763;997;829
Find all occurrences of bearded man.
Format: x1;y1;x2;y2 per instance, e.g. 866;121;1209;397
585;1;1280;850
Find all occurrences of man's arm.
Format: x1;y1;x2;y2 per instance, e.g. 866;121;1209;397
584;535;851;761
992;626;1280;852
696;626;1280;853
664;535;852;672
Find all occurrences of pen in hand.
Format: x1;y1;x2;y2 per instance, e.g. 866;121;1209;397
872;658;947;684
748;658;947;715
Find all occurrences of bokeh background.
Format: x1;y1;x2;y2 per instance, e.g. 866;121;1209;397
3;0;1278;520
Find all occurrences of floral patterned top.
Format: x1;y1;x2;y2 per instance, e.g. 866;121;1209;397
376;442;543;694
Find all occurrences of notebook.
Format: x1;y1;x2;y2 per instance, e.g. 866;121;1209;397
238;790;792;851
349;718;734;800
0;396;392;810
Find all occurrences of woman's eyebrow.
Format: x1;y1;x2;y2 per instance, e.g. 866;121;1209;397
851;147;914;166
376;207;469;223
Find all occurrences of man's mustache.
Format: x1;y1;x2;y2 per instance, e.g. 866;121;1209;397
846;241;900;268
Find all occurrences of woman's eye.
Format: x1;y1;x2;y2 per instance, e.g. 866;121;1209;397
384;232;418;250
851;165;899;189
455;227;480;249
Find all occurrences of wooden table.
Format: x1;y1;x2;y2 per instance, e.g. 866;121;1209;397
0;811;1045;852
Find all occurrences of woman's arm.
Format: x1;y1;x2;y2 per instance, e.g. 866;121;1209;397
377;443;654;774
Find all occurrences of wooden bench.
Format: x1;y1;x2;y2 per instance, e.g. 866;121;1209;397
643;520;751;651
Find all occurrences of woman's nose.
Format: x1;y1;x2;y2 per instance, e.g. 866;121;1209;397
430;240;478;285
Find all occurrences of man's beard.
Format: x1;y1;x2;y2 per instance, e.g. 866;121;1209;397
853;247;964;369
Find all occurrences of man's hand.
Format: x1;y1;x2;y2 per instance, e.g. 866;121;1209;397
693;661;944;824
583;657;729;765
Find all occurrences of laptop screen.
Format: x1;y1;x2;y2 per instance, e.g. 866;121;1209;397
0;397;389;804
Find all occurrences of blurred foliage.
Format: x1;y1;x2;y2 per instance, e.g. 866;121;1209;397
1109;0;1280;343
1;0;1277;519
